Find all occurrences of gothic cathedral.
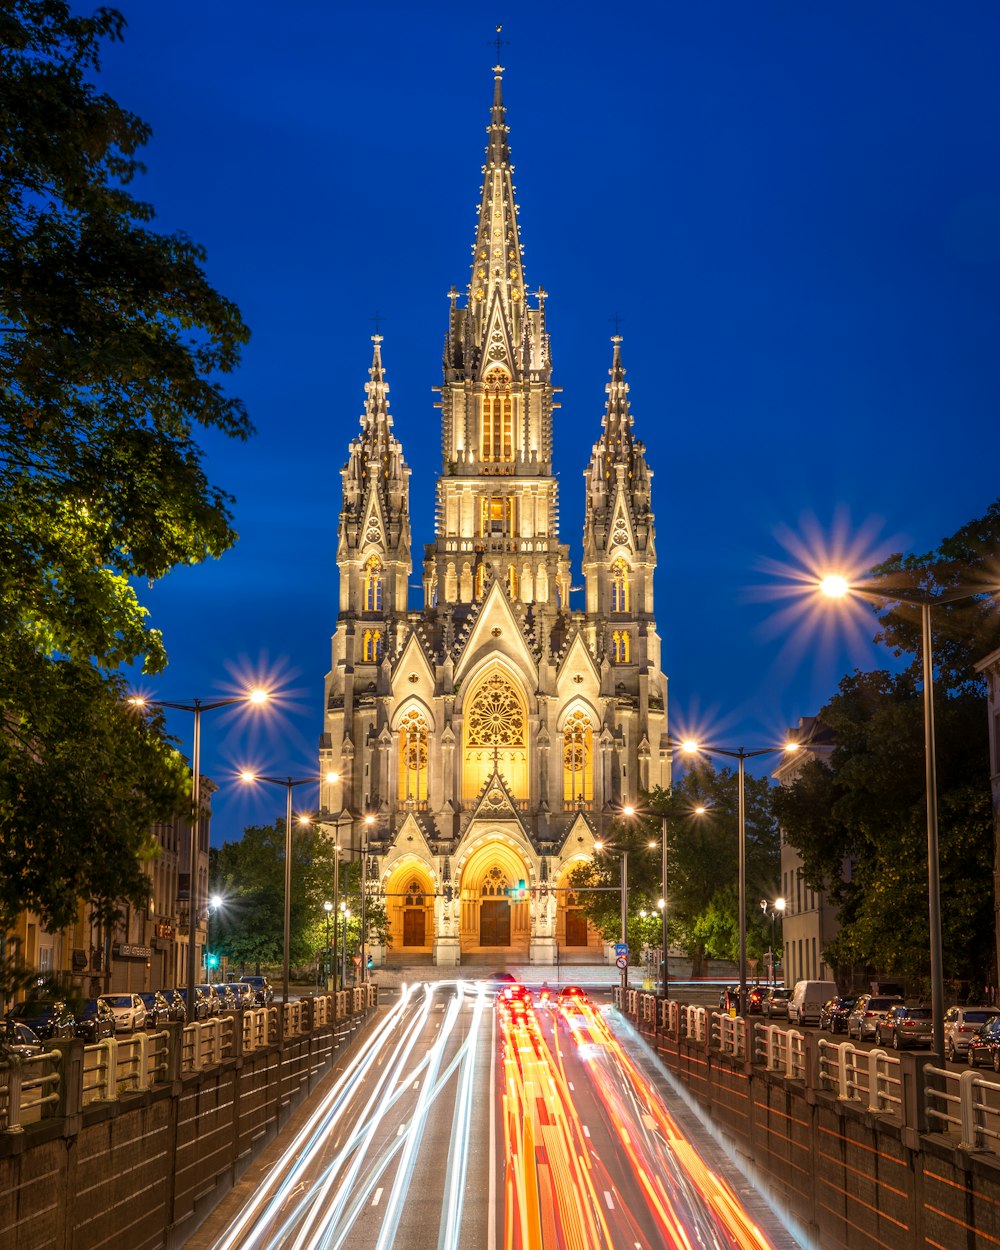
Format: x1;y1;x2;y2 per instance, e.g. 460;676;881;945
319;66;669;967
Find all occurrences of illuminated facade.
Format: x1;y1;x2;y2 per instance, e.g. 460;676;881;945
319;67;668;965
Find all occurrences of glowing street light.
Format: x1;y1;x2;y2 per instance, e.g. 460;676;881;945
677;736;800;1014
621;801;707;1000
240;769;340;1015
818;571;998;1055
128;687;268;1019
760;896;786;987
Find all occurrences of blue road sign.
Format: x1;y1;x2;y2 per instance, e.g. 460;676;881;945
615;943;629;957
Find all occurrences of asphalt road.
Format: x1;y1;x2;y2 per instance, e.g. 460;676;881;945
187;983;806;1250
187;981;498;1250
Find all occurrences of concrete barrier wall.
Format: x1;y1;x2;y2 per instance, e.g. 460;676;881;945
638;1011;1000;1249
0;1004;374;1250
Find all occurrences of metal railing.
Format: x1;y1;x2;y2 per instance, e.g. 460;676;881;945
614;988;1000;1159
1;987;377;1134
754;1022;806;1080
0;1049;61;1132
816;1039;903;1114
925;1066;1000;1151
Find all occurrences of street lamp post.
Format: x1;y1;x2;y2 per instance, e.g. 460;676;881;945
207;893;224;984
678;738;800;1015
128;689;268;1022
340;905;351;987
594;839;629;994
760;897;785;987
362;814;375;984
621;802;707;1001
323;901;333;990
240;771;339;1015
819;575;995;1056
297;804;348;990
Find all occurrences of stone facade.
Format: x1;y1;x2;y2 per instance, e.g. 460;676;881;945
772;716;840;986
318;68;668;967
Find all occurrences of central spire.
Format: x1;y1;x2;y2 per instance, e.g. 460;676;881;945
468;66;526;331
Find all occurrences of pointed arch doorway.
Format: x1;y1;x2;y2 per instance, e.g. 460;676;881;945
458;839;530;961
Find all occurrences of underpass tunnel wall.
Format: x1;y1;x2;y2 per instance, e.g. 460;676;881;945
639;1017;1000;1250
0;999;377;1250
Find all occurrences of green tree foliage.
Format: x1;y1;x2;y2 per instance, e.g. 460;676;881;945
772;672;993;984
0;5;251;930
210;825;388;975
870;498;1000;691
774;502;1000;986
569;769;780;977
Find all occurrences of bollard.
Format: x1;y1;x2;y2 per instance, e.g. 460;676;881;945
134;1031;150;1092
4;1054;24;1133
958;1068;979;1151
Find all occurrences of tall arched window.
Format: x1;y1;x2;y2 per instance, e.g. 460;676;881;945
363;556;383;612
563;709;593;803
481;368;513;463
610;558;630;613
362;629;383;663
611;630;630;663
474;563;486;599
462;669;528;800
398;708;428;801
506;565;518;599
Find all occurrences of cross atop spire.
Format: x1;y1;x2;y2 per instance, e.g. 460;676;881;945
492;22;508;67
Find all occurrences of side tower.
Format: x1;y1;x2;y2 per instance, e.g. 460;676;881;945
582;336;667;795
321;336;411;810
422;65;570;614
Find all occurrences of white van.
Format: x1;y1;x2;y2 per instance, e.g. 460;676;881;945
787;980;838;1026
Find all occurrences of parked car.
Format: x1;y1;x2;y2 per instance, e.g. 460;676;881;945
0;1020;45;1058
760;988;791;1019
223;981;256;1010
196;984;221;1016
176;987;210;1021
98;993;147;1034
73;998;116;1043
944;1006;1000;1062
875;1005;934;1050
137;991;172;1029
238;976;274;1007
819;996;858;1034
162;989;187;1023
787;980;839;1027
967;1015;1000;1071
5;999;76;1040
214;983;241;1013
846;995;903;1041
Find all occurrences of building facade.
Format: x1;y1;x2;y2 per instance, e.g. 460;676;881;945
772;716;840;986
318;67;668;967
2;785;211;1006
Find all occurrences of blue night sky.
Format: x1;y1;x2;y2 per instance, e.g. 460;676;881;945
99;2;1000;844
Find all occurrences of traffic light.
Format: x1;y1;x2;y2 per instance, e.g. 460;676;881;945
205;952;219;970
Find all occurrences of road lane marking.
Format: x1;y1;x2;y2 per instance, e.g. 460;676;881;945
489;997;497;1250
568;1081;574;1090
412;1080;420;1089
604;1190;615;1209
397;1123;405;1136
372;1187;383;1207
583;1125;591;1138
